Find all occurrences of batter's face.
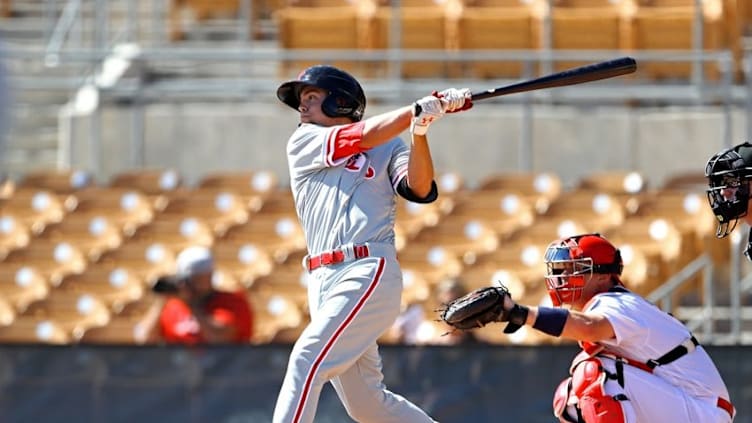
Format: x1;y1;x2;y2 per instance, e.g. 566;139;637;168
298;86;335;126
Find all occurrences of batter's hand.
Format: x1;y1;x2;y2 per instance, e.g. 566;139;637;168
411;95;445;136
434;88;473;113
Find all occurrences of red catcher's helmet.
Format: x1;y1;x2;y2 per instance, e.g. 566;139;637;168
276;65;366;122
543;233;623;307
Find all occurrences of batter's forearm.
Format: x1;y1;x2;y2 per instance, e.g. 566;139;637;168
360;106;413;149
406;135;435;197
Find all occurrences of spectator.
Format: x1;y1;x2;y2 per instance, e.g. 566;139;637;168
139;246;253;344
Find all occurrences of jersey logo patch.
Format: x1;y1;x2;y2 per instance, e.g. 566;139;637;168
344;153;375;179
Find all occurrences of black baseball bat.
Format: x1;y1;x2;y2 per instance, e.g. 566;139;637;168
470;57;637;101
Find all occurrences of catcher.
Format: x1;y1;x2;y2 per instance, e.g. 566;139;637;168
441;233;734;422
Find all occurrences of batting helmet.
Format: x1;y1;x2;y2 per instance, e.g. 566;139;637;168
705;141;752;238
276;65;366;122
543;233;623;307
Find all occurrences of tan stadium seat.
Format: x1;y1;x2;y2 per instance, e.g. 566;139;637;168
249;250;310;308
543;190;626;233
576;170;648;215
0;213;31;259
0;296;14;327
400;268;432;308
70;187;155;236
506;215;589;245
169;0;242;40
410;215;499;265
78;314;152;345
129;215;215;252
2;188;70;235
57;265;146;314
365;6;452;78
0;316;71;344
275;5;365;77
447;190;536;240
248;283;306;344
395;196;453;240
96;240;178;285
0;263;51;313
37;214;124;261
548;0;634;72
20;290;111;341
220;213;306;263
161;188;250;237
477;172;563;215
197;170;279;212
627;0;741;81
470;239;548;287
252;188;298;218
17;168;95;195
109;168;184;211
3;239;87;287
454;0;545;78
212;240;276;288
397;243;464;287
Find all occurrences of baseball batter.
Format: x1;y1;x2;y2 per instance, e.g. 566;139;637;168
705;141;752;260
272;65;471;423
443;233;734;422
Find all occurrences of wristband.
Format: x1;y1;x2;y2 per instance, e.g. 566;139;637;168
532;307;569;337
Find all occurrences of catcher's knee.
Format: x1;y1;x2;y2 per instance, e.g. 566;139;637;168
553;358;629;423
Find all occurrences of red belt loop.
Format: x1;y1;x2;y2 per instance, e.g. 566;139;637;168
717;397;735;419
306;244;370;271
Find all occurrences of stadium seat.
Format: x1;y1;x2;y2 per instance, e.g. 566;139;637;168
20;290;111;341
627;0;739;81
275;5;365;76
575;170;648;214
247;284;305;344
602;216;684;293
548;0;634;71
0;213;31;259
129;215;215;252
365;6;452;78
109;168;184;211
0;316;71;344
459;264;529;298
3;239;87;287
169;0;242;41
0;296;14;327
71;187;155;236
220;213;306;263
410;215;499;265
400;268;432;308
506;215;589;245
244;187;297;218
447;190;536;240
0;263;50;313
197;170;279;212
78;314;152;345
212;240;276;288
161;188;250;237
58;265;146;314
17;168;95;195
396;243;464;287
543;190;626;233
660;171;708;192
476;172;563;214
249;250;309;308
395;196;453;240
1;0;10;17
96;240;178;285
470;239;548;287
454;0;545;78
2;188;70;235
37;214;124;261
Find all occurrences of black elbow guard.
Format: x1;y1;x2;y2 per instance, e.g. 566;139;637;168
397;179;438;203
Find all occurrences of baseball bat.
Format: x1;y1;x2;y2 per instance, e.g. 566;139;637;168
470;57;637;101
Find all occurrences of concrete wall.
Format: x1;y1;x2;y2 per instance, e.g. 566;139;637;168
70;101;748;189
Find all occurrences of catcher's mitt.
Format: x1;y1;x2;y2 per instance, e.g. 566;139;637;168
439;286;509;331
439;284;529;333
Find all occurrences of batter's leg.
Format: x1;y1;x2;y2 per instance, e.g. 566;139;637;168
331;343;438;423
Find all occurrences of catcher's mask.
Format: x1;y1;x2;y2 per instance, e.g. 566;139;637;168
544;233;623;307
705;142;752;239
276;65;366;122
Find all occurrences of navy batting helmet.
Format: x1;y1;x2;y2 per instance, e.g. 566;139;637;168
276;65;366;122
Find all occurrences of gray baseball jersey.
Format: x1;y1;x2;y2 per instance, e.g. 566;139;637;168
287;121;408;254
273;121;437;423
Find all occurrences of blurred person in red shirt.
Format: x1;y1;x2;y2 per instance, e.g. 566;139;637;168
141;246;253;344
